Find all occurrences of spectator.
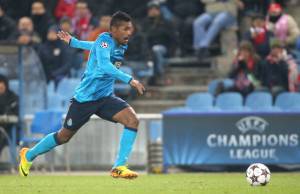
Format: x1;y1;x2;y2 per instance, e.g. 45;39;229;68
165;0;205;56
267;41;298;92
243;14;273;58
164;0;204;22
0;74;18;156
9;17;41;47
46;0;59;18
85;0;147;19
141;1;177;85
124;24;152;81
193;0;237;58
71;0;96;40
217;41;263;96
59;17;73;34
262;42;289;95
0;5;16;41
37;26;72;85
0;0;34;20
86;15;111;42
125;24;150;62
84;15;111;60
31;1;55;42
236;0;271;37
59;17;84;73
85;0;114;18
266;3;300;48
237;0;270;16
54;0;77;21
112;0;148;19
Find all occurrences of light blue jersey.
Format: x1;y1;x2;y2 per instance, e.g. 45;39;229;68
69;32;132;102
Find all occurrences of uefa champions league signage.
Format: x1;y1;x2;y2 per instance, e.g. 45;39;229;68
236;116;268;133
163;113;300;165
206;116;299;161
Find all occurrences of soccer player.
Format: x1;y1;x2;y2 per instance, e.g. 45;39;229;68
19;11;145;179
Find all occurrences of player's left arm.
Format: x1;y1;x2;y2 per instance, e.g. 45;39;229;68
57;30;94;50
95;38;145;95
95;39;132;83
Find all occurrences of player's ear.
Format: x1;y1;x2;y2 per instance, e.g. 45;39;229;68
110;25;117;33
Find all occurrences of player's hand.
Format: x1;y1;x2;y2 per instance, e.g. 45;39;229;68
130;79;145;95
57;30;72;44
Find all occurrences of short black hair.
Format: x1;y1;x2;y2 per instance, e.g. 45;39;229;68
110;11;132;28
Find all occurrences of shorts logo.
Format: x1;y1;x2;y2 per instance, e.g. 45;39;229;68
101;41;108;48
67;118;72;126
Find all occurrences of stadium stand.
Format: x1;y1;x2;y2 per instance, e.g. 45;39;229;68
208;79;234;96
56;78;81;100
215;92;244;111
114;66;134;98
20;110;63;145
185;92;215;111
8;79;19;95
47;93;67;112
275;92;300;111
19;110;64;171
245;91;278;111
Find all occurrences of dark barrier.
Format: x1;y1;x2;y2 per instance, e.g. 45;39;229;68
163;112;300;167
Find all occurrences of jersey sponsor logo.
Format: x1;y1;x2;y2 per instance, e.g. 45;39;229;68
101;41;109;48
114;61;122;69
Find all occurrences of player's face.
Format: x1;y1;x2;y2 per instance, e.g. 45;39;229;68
112;21;133;45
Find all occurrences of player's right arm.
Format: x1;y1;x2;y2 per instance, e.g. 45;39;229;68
57;31;93;50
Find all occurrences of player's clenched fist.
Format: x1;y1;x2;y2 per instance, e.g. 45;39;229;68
130;79;145;95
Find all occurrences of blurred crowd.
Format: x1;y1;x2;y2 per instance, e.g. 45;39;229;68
218;0;300;96
0;0;299;91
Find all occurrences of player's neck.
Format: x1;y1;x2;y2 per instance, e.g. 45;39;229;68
109;32;124;46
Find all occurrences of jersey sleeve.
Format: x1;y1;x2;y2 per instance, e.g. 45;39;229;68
95;36;132;84
69;37;94;50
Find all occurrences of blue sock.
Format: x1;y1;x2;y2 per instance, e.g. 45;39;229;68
113;127;137;168
25;132;59;162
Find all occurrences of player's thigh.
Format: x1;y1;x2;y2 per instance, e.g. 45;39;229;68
112;106;139;129
95;96;139;128
63;98;98;131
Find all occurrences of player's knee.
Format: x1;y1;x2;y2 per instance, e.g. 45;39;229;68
56;135;70;144
56;129;74;144
58;136;71;144
126;116;139;129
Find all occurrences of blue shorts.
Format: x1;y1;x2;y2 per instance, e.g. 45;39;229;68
63;96;129;131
